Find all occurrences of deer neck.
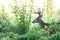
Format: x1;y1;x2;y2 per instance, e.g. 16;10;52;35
38;18;45;29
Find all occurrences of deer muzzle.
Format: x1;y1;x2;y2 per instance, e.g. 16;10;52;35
32;19;38;23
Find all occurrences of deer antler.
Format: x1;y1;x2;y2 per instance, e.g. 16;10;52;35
34;8;42;18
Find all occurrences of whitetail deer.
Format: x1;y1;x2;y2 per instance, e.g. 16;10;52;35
32;8;60;29
32;8;60;35
32;8;50;29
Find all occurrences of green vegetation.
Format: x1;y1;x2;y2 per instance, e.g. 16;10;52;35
0;0;60;40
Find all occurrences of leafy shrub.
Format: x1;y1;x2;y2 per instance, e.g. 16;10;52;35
0;32;20;40
48;32;60;40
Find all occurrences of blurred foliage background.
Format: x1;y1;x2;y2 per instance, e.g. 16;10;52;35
0;0;60;40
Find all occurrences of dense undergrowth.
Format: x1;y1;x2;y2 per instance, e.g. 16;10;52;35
0;0;60;40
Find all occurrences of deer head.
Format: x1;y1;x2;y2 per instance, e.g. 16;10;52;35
32;8;46;29
32;16;45;29
32;16;41;23
33;8;42;23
